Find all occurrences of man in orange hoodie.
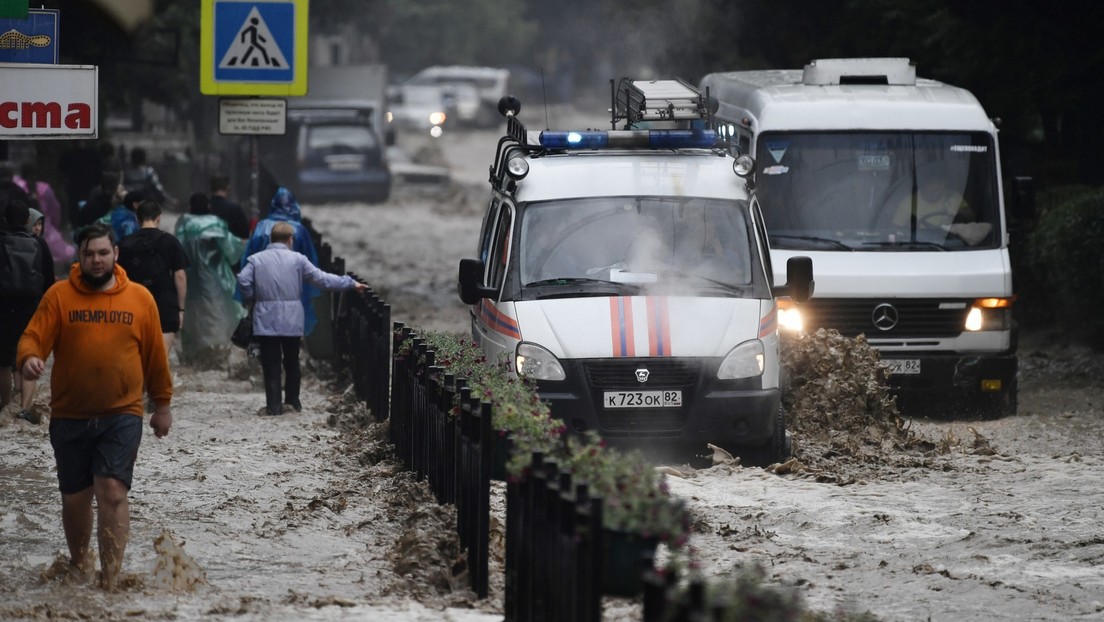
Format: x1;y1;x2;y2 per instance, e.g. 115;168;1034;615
17;222;173;590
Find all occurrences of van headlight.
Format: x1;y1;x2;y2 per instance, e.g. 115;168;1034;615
516;342;566;381
718;339;765;379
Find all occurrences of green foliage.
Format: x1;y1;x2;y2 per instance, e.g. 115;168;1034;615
561;432;690;547
399;329;690;545
1027;187;1104;348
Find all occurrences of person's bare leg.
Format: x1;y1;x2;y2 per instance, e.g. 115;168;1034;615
18;370;35;413
94;475;130;590
61;487;95;574
162;332;175;356
0;366;12;410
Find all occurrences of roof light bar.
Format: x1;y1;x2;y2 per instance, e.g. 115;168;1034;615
538;129;717;150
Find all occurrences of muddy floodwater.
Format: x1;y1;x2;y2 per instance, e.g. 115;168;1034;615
3;119;1103;621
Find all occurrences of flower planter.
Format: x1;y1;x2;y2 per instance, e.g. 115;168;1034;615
601;529;659;597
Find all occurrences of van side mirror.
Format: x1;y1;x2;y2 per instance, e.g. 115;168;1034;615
772;256;814;303
457;258;496;304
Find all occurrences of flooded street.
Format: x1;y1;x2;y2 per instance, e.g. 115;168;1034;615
2;119;1103;621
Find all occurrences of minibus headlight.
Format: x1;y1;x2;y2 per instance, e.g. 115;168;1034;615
776;299;804;333
516;342;566;381
718;339;765;379
965;297;1013;332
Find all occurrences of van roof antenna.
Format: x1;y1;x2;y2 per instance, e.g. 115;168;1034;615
541;66;549;130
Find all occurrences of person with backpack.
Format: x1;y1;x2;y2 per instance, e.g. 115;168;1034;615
1;200;55;423
117;200;189;355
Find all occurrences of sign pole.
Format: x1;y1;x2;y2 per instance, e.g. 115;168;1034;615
250;134;260;220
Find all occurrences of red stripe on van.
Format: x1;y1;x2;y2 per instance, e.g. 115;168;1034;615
609;297;636;357
759;307;778;338
645;297;670;356
479;300;521;339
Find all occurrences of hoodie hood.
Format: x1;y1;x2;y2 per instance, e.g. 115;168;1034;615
67;261;130;295
267;187;302;222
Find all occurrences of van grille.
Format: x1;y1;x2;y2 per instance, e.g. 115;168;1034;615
585;359;699;389
584;358;699;434
799;299;968;338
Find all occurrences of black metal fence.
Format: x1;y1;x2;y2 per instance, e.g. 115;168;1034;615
306;220;760;620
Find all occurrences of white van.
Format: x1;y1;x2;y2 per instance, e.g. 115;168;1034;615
406;65;510;127
457;79;813;464
701;58;1024;417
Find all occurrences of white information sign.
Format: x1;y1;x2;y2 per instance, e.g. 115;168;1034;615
0;63;98;139
218;98;287;135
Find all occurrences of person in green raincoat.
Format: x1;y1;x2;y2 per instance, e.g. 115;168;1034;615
175;192;246;365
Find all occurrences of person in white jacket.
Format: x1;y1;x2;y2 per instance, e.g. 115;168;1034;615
237;221;366;415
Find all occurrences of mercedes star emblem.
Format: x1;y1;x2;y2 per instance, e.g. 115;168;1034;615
871;303;899;331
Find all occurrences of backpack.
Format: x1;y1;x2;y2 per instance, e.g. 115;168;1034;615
0;231;45;297
118;231;170;297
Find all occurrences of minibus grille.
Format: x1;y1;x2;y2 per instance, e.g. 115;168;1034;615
799;299;969;338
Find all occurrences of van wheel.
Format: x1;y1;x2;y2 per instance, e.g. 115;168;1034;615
770;404;791;464
736;405;790;468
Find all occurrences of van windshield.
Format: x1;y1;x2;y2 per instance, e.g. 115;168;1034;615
519;196;753;290
755;132;1000;250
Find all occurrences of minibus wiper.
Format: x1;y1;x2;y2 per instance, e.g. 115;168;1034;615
770;234;854;251
862;240;949;251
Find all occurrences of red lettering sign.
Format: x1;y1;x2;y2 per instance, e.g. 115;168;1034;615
0;101;92;130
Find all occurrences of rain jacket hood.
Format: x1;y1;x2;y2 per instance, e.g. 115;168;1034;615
18;260;172;419
66;260;130;295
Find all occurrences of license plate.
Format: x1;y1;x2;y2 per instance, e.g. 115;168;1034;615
604;390;682;409
881;358;921;375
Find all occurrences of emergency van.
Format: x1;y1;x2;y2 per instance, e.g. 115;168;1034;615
457;79;813;464
700;58;1023;417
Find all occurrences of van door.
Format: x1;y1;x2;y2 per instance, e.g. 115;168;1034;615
471;198;518;365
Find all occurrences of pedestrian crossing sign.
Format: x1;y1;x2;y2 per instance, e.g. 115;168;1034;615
200;0;309;96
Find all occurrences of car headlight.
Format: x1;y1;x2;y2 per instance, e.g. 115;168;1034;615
718;339;765;379
776;299;804;333
515;342;566;381
429;111;447;126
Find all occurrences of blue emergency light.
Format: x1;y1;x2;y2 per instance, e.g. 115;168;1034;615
538;129;718;150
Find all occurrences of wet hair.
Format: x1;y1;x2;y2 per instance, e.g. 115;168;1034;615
136;199;162;223
189;192;211;215
4;199;29;228
19;161;38;184
210;174;231;193
271;221;295;244
0;160;15;180
130;147;148;166
75;222;116;249
100;170;121;193
123;189;144;209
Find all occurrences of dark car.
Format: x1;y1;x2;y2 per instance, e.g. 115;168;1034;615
259;103;392;204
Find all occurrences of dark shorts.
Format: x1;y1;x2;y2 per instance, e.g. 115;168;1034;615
49;414;143;494
156;301;181;334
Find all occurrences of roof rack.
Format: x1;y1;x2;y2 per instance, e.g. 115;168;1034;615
611;78;711;129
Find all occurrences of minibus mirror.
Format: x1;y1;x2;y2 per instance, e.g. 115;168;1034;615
457;258;496;304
